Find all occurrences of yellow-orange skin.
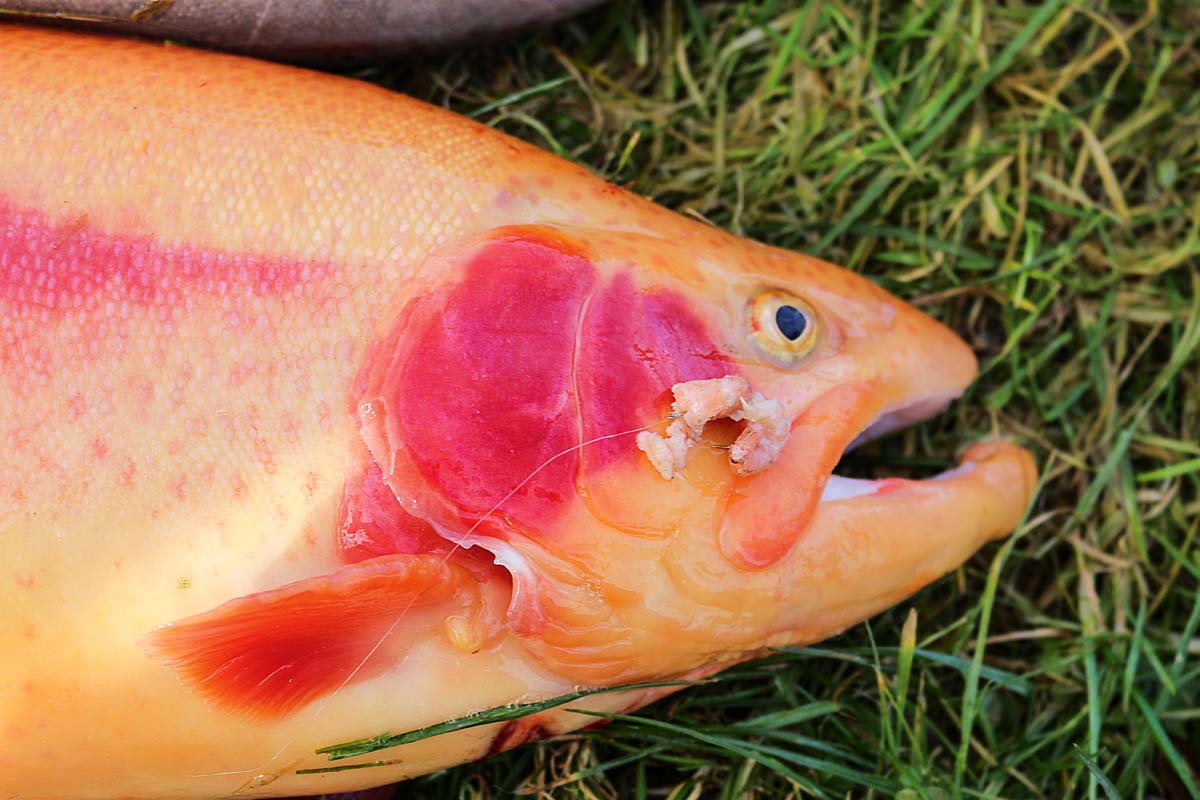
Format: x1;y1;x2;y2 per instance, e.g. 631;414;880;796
0;27;1037;799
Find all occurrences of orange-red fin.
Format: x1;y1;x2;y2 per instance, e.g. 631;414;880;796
143;554;479;721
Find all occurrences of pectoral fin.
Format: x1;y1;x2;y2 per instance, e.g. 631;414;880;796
143;554;485;721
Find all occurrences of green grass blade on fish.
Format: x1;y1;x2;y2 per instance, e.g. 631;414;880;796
313;679;708;761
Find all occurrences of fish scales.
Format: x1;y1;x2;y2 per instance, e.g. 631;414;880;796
0;27;1037;799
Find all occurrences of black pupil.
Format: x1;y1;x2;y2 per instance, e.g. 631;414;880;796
775;305;807;341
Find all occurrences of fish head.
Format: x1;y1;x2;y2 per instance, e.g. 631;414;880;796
145;221;1037;722
351;222;1037;683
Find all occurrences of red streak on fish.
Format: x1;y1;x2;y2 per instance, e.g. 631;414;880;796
387;235;596;531
363;230;733;542
337;461;448;562
0;198;335;315
577;273;732;466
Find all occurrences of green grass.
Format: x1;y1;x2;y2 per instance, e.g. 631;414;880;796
354;1;1198;797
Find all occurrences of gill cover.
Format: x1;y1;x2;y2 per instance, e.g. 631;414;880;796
147;226;753;716
356;226;739;543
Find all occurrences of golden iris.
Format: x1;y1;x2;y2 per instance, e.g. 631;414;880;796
747;289;820;365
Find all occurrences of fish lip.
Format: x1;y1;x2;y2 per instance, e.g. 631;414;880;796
818;388;966;505
846;390;962;451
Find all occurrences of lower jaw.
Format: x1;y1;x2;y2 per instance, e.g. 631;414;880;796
818;459;979;504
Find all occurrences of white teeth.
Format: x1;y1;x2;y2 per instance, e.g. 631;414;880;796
827;397;978;503
819;474;881;503
818;461;979;504
929;461;976;481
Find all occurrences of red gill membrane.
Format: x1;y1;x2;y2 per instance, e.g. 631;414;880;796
360;228;736;546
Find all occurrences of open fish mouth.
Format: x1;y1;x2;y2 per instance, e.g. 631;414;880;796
804;384;1038;575
819;391;968;504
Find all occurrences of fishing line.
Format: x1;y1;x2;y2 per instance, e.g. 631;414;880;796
327;415;676;693
215;414;676;787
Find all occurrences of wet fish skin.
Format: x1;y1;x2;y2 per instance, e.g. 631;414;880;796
0;26;1037;799
0;0;605;61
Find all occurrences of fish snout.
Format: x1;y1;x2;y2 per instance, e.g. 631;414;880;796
711;288;984;570
851;302;979;446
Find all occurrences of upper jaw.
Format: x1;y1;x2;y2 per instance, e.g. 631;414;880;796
806;305;981;505
847;390;963;451
818;389;972;505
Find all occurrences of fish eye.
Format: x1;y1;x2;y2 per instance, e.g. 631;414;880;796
775;304;807;340
747;289;819;365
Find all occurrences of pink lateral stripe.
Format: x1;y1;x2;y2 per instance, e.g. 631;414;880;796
0;199;336;314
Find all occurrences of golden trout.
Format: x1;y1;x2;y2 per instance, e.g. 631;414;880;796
0;26;1037;799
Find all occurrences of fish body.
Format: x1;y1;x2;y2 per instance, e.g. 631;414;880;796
0;0;604;61
0;27;1037;799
